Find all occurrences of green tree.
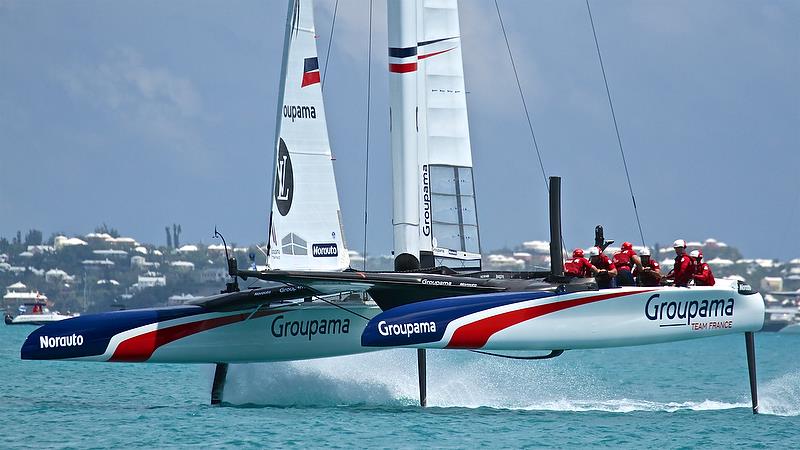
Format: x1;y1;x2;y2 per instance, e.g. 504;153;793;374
24;229;43;246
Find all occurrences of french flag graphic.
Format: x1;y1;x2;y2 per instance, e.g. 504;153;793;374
301;57;320;88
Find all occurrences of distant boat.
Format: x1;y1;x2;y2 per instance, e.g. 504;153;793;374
5;302;77;326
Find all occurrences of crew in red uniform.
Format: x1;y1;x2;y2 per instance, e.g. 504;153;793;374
666;239;693;287
690;250;715;286
633;248;661;286
564;248;598;278
612;242;638;286
588;246;617;289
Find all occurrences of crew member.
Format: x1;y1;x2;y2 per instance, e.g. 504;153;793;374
612;242;638;286
588;246;617;289
690;250;715;286
666;239;693;287
564;248;598;278
633;248;661;286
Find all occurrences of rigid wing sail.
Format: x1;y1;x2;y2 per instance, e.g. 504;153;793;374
22;0;380;405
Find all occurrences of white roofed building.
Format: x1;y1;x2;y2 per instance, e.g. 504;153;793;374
54;235;88;250
522;240;550;254
486;254;525;270
45;269;75;284
170;261;195;271
135;272;167;289
3;282;49;309
93;249;128;259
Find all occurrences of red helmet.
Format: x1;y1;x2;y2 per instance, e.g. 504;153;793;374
621;242;633;251
572;248;584;258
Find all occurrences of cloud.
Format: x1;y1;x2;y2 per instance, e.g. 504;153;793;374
55;48;204;151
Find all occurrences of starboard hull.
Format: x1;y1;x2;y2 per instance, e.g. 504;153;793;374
361;281;765;351
22;302;380;363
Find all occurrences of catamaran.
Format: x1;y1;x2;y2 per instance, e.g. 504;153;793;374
21;0;765;413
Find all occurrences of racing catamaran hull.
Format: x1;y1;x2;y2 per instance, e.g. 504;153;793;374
22;301;378;363
361;282;764;350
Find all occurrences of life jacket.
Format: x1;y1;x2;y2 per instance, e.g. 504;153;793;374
634;259;661;286
591;254;615;272
565;257;593;278
693;262;716;286
672;254;693;287
612;249;636;272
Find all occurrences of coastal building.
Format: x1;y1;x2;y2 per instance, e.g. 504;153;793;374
3;282;49;310
170;261;195;272
45;268;75;284
54;236;88;250
135;272;166;289
93;249;129;259
167;293;201;305
199;267;227;283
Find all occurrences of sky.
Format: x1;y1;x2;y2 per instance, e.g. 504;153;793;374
1;0;798;260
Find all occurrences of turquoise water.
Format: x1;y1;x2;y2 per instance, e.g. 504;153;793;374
2;325;799;448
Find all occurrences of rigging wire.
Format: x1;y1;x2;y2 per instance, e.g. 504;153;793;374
495;1;568;255
361;0;373;271
585;0;647;248
494;0;548;193
321;0;339;89
312;292;372;321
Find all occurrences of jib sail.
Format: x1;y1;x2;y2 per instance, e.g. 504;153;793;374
268;0;349;271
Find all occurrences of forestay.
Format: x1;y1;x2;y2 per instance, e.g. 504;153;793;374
268;0;349;271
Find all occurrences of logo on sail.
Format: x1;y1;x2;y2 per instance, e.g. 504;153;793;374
275;138;294;216
301;57;320;87
312;243;338;257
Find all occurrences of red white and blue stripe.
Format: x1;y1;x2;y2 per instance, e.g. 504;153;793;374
360;289;656;349
21;306;283;362
388;36;459;73
301;56;320;87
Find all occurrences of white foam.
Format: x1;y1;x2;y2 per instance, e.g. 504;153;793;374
758;371;800;416
216;351;800;416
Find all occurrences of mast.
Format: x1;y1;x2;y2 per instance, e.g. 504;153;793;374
267;0;298;263
388;0;421;271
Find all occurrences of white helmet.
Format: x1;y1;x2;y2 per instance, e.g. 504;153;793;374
689;250;700;258
673;239;687;248
640;248;651;256
588;247;600;257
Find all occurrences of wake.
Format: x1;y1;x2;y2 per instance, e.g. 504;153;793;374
216;349;800;416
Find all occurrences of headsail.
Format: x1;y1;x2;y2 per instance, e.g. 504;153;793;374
389;0;481;271
268;0;349;271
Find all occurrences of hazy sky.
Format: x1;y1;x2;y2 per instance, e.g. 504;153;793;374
1;0;798;260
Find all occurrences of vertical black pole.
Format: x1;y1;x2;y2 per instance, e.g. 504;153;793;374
549;176;564;277
417;349;427;407
211;363;229;406
744;332;759;414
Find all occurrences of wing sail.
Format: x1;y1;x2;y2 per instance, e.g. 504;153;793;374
417;0;481;269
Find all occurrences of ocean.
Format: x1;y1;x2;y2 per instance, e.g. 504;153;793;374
2;324;799;448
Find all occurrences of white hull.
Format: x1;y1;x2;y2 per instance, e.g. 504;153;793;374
23;301;381;363
7;313;72;326
362;282;765;351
